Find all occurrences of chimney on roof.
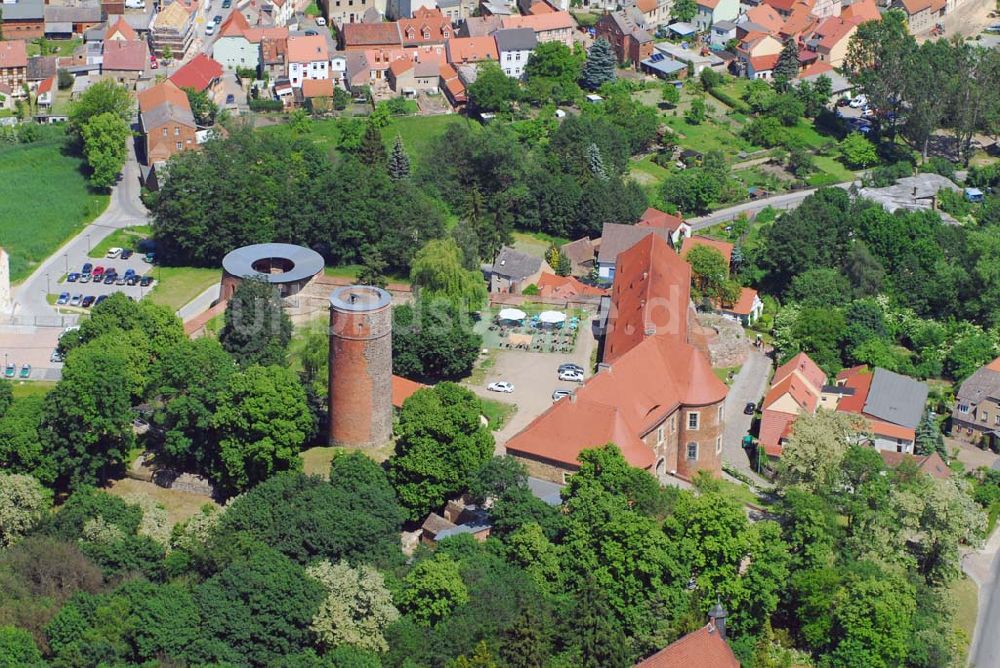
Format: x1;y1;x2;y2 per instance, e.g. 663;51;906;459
597;362;612;374
708;599;728;639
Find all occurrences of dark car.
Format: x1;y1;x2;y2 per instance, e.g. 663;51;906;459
67;272;80;282
213;14;223;23
124;268;136;278
121;249;133;260
140;275;153;287
304;29;318;35
115;275;127;285
144;252;156;263
82;263;93;274
81;295;96;308
558;363;584;375
104;274;117;285
744;402;756;415
226;93;235;105
95;295;108;306
222;0;231;6
126;275;139;286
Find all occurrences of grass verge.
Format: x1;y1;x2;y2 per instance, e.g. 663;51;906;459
950;574;978;664
146;266;220;312
11;381;57;400
88;226;153;259
480;397;517;432
105;477;220;529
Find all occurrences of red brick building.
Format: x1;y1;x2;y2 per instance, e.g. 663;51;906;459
506;234;728;484
594;11;653;67
137;80;198;165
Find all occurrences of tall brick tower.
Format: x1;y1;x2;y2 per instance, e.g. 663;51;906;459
328;285;393;447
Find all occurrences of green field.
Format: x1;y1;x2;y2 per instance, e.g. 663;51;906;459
264;114;472;168
10;381;57;400
480;397;517;431
146;266;220;311
663;115;756;157
0;130;109;282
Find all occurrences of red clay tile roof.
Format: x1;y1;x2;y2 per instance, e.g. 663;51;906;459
637;207;687;233
745;4;784;33
774;352;826;392
446;35;499;64
867;418;915;442
37;75;55;95
836;364;868;382
537;272;607;299
798;61;833;78
880;450;950;479
528;1;555;14
781;4;818;38
301;77;334;98
808;16;857;51
102;39;148;71
841;0;881;22
763;370;819;413
440;62;466;103
986;356;1000;373
245;25;289;43
506;336;726;469
399;8;453;46
698;0;722;9
106;16;139;42
392;375;426;408
680;235;734;267
138;79;189;113
636;624;740;668
219;9;251;37
169;53;223;92
603;234;691;364
728;287;759;316
760;407;797;451
288;34;329;63
749;53;780;73
343;21;402;47
764;0;798;11
836;369;873;414
636;0;658;11
389;57;413;76
501;10;575;32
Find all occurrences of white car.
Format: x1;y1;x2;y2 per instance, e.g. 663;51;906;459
316;17;327;26
849;94;868;109
106;247;122;259
487;381;514;393
559;370;584;383
205;23;216;36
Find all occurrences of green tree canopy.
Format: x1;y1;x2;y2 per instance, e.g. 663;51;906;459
392;300;482;382
468;61;521;114
219;277;293;368
409;237;487;310
388;383;495;521
399;554;469;626
580;38;616;91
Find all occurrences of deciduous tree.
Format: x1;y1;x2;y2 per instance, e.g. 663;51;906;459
0;473;49;547
306;560;400;652
81;111;131;188
399;554;469;626
219;277;293;368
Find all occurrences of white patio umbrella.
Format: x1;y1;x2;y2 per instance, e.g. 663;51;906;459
497;308;527;321
538;311;567;324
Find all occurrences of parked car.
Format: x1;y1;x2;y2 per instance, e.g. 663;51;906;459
559;370;584;382
205;23;215;35
213;14;222;23
4;364;14;378
95;295;108;306
19;364;30;379
849;94;868;108
144;252;156;263
150;56;159;69
106;247;122;259
744;402;756;415
104;274;117;285
121;249;133;260
316;17;327;25
222;0;231;7
79;274;91;284
226;93;235;105
304;29;318;35
126;275;139;286
552;389;573;401
140;275;154;287
124;268;136;278
70;294;82;306
92;266;105;278
115;275;127;285
82;262;93;274
487;381;514;393
56;292;70;305
66;273;80;282
558;363;584;375
81;295;96;308
50;349;63;363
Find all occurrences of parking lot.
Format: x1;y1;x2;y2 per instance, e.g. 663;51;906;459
54;248;158;310
0;327;64;381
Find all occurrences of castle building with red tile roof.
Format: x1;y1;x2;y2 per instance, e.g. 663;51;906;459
506;234;728;483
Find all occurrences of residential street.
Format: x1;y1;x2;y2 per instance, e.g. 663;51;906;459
688;181;857;230
11;139;148;323
966;527;1000;668
721;349;772;480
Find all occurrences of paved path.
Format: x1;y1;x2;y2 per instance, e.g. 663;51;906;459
966;525;1000;667
177;282;221;320
721;349;772;481
688;181;857;231
12;139;148;321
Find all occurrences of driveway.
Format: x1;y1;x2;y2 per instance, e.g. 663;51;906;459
721;349;772;479
12;139;148;323
687;181;858;230
468;319;597;450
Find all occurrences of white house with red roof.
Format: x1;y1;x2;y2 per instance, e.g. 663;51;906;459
35;75;55;109
288;34;330;87
636;207;692;247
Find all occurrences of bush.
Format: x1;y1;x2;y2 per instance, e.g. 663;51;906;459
920;156;956;181
522;284;540;295
57;69;74;90
707;87;750;114
249;99;283;112
868;161;913;187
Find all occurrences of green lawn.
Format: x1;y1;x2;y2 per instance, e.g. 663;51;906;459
480;397;517;431
88;226;153;259
631;154;672;183
663;116;755;158
304;0;322;15
784;120;835;150
809;155;856;186
27;38;82;58
0;130;109;282
11;381;57;400
950;574;978;663
146;267;220;311
264;114;471;169
323;264;411;284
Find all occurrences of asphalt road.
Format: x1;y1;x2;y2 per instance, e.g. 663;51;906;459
720;349;771;482
687;180;857;231
12;139;149;322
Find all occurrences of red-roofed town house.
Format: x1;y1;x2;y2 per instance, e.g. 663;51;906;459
507;234;728;483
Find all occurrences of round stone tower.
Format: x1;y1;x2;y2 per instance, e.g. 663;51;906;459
328;285;393;447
